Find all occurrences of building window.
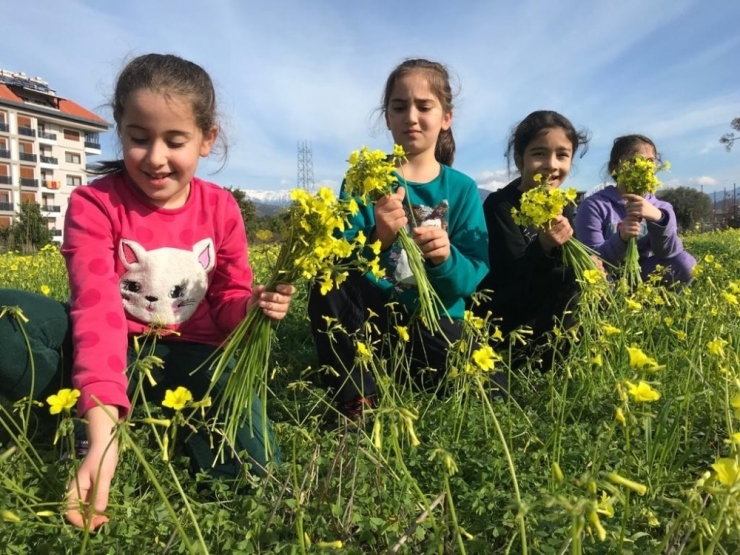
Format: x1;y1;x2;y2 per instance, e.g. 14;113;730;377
65;152;82;164
66;175;83;187
17;115;32;127
0;111;7;124
64;129;80;141
20;166;35;179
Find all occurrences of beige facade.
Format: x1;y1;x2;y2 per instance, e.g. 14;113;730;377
0;70;109;243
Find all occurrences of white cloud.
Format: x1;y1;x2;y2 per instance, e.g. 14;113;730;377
695;176;718;186
476;169;509;191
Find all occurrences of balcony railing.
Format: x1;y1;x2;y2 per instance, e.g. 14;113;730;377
40;155;58;165
20;178;38;188
0;202;13;211
0;122;9;133
0;175;10;184
43;180;60;190
0;149;10;159
38;131;57;140
43;204;61;213
51;229;63;237
85;140;101;150
18;126;36;137
19;152;37;162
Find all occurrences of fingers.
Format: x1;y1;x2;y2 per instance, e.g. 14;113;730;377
255;284;296;320
413;226;450;264
65;468;111;531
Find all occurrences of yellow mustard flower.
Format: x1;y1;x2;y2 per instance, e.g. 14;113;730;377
583;268;603;284
40;284;51;296
626;346;663;372
162;386;193;411
625;381;661;403
731;394;740;419
472;345;499;371
46;388;81;415
356;341;373;363
603;324;621;335
707;337;728;358
396;326;410;342
712;458;740;487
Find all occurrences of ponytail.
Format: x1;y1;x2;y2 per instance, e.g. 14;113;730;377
88;159;126;176
435;128;456;166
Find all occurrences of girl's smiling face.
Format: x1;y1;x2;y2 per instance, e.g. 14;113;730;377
517;127;574;191
120;89;217;209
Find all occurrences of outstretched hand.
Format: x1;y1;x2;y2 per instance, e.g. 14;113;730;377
65;406;120;531
250;284;297;320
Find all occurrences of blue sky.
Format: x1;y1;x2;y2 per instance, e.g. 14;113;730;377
3;0;739;199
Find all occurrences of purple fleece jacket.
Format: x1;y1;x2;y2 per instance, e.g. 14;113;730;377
574;185;685;266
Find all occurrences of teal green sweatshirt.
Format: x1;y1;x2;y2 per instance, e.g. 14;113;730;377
340;163;489;320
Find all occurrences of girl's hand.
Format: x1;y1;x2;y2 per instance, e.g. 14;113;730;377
250;284;296;321
623;194;663;223
619;215;642;242
591;254;606;274
538;215;573;254
373;187;408;250
413;226;450;266
66;405;119;531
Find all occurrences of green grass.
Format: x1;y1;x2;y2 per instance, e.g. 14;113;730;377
2;230;740;554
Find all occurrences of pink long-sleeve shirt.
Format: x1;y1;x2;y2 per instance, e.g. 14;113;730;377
61;173;253;417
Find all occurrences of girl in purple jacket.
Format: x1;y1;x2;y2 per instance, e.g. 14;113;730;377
575;134;695;284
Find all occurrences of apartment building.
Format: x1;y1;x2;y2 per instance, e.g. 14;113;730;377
0;69;110;242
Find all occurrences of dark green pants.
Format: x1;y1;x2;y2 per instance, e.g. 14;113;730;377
0;288;280;478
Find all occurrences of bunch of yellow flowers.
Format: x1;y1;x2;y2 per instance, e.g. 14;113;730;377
613;156;670;196
512;175;578;229
342;144;449;334
210;186;379;456
511;174;602;290
613;156;671;286
344;145;404;203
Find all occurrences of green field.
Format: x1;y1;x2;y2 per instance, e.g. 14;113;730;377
1;230;740;554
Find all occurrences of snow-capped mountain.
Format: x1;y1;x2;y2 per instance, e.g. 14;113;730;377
242;189;293;206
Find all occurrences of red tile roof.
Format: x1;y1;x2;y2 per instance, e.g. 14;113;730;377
0;84;108;126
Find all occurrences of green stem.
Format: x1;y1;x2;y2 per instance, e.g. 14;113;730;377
475;377;528;555
443;474;466;555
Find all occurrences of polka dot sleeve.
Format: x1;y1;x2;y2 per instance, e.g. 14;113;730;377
61;186;131;418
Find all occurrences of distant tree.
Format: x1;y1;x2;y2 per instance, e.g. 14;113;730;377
720;117;740;152
0;201;53;253
656;187;713;232
225;187;258;238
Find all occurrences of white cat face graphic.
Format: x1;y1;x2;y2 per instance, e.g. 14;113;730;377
119;238;215;325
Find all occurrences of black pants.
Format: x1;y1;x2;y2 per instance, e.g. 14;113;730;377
473;267;580;370
308;272;506;404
